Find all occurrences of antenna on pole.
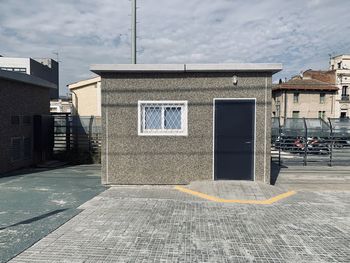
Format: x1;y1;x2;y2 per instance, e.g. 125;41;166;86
53;51;59;62
131;0;137;64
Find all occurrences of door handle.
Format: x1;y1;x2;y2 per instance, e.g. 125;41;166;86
245;141;252;144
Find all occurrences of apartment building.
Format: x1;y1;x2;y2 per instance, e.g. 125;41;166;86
272;75;338;122
273;55;350;121
330;55;350;118
0;57;59;99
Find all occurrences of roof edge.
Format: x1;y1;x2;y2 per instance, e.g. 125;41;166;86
185;63;282;73
68;76;101;89
0;69;57;89
90;63;283;74
90;64;185;73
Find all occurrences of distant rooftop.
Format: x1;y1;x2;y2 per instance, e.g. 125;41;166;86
332;54;350;59
273;77;338;92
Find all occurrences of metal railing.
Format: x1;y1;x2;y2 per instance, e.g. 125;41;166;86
49;113;101;163
52;113;101;153
272;117;350;166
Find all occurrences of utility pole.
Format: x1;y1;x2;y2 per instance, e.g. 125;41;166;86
131;0;137;64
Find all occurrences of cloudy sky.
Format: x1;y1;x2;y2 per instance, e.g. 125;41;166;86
1;0;349;96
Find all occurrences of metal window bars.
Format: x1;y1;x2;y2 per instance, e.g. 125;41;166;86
139;102;187;136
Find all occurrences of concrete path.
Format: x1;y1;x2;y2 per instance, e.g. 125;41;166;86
0;165;105;263
10;185;350;262
274;165;350;191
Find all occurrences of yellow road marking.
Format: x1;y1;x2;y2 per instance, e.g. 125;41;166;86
174;185;296;204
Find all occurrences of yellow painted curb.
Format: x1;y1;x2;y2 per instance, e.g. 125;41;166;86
174;185;296;205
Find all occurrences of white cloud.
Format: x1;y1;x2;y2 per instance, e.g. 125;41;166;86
0;0;349;95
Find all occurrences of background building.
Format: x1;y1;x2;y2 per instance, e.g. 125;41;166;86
0;57;59;99
68;76;101;116
272;75;338;122
50;98;72;113
302;69;336;84
0;69;56;174
330;55;350;118
91;63;282;185
273;55;350;122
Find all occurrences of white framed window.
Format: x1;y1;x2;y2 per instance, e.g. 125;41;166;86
138;100;188;136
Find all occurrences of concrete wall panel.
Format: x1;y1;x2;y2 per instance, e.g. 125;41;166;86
101;72;272;185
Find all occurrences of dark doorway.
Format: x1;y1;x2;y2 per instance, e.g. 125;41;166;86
214;99;255;180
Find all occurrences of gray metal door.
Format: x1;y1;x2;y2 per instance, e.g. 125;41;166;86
214;99;255;180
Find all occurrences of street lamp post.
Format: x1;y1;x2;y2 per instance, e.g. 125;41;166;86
131;0;137;64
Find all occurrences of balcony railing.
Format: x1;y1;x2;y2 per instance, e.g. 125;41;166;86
341;94;349;101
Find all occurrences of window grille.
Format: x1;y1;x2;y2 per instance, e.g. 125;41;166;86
320;93;325;104
293;93;299;103
318;111;326;119
23;116;32;125
11;137;22;161
292;111;300;118
23;137;32;159
11;116;20;125
0;67;27;73
138;101;188;136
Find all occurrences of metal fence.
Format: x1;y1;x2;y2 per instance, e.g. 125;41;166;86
272;117;350;166
51;113;101;163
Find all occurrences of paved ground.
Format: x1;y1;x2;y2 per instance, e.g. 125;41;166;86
0;165;105;263
273;164;350;191
10;183;350;262
185;180;289;200
271;147;350;166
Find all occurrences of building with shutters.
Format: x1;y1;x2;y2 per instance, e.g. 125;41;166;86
330;55;350;118
272;75;338;122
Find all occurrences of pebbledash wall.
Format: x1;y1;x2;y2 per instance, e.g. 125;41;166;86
91;64;282;185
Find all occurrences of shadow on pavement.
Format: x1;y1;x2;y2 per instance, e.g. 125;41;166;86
270;161;288;185
0;209;69;231
0;165;73;179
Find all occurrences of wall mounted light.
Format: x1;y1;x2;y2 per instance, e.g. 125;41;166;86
232;75;238;85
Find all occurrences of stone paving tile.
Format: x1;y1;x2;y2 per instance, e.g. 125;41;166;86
186;181;289;200
10;186;350;263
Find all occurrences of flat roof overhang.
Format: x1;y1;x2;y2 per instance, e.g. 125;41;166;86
0;69;57;89
90;63;283;75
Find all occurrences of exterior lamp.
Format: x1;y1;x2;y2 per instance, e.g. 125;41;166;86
232;75;238;85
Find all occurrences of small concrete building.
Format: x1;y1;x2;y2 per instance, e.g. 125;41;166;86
91;64;282;185
0;70;56;174
68;76;101;116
